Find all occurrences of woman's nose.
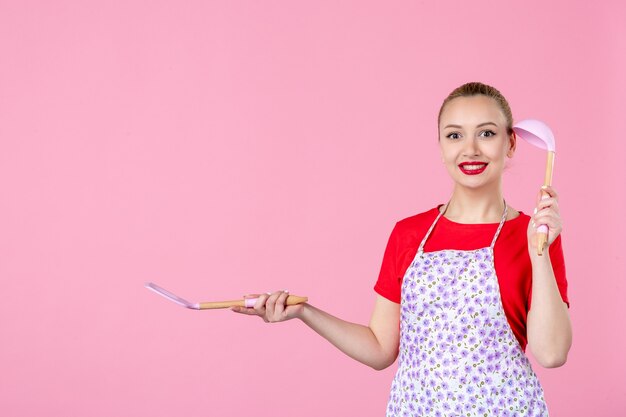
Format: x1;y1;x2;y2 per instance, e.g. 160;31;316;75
462;138;480;156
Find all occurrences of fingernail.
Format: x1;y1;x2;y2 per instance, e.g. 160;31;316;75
541;185;549;189
284;290;289;293
266;292;272;295
533;208;537;214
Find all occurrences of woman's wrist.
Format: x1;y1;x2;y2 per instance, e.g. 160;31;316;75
296;303;312;322
528;245;553;266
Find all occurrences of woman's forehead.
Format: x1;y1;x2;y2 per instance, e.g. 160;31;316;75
440;96;506;127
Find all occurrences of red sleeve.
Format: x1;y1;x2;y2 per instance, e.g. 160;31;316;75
373;223;402;303
528;234;569;309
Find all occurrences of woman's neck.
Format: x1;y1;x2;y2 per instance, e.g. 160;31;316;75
442;184;506;224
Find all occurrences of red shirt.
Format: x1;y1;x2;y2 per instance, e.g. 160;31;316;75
374;206;569;352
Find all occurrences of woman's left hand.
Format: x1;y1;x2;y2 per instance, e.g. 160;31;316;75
527;185;563;253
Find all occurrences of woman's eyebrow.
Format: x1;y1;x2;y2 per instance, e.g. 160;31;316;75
443;122;499;129
476;122;498;128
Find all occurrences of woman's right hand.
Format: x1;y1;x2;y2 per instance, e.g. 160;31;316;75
230;290;305;323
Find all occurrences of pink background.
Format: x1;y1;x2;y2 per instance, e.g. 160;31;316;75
1;1;624;416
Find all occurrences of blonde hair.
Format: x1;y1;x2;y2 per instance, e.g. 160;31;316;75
438;82;514;135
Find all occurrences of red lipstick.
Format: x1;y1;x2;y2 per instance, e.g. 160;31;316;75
458;162;488;175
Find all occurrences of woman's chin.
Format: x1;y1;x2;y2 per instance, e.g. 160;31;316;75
451;176;500;191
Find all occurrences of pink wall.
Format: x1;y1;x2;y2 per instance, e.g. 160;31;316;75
1;1;624;415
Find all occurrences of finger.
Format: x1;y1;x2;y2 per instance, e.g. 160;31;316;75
536;189;545;204
531;216;562;240
535;198;559;214
274;290;289;318
243;294;262;305
244;293;262;298
253;293;270;314
265;291;282;319
541;185;558;200
534;206;561;224
536;187;559;211
533;215;562;232
231;306;262;315
533;206;560;222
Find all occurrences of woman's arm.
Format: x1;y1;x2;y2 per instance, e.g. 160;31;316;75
231;292;400;370
299;295;400;370
526;186;573;368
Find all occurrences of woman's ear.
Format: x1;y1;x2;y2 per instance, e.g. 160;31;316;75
507;131;517;158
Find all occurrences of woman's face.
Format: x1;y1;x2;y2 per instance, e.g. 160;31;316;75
438;95;515;191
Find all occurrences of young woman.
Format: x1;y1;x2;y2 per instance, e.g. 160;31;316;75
231;82;572;416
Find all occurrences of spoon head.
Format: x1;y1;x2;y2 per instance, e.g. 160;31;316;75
145;282;199;309
513;119;556;152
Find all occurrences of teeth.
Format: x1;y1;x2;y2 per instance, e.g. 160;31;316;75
462;164;486;170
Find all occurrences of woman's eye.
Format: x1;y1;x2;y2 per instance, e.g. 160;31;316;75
480;130;496;138
446;132;461;140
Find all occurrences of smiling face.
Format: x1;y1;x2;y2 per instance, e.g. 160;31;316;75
438;95;516;191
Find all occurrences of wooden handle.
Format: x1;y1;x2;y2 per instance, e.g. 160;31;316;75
544;151;555;188
285;295;309;305
536;224;548;256
537;151;555;256
199;300;246;309
198;295;308;310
